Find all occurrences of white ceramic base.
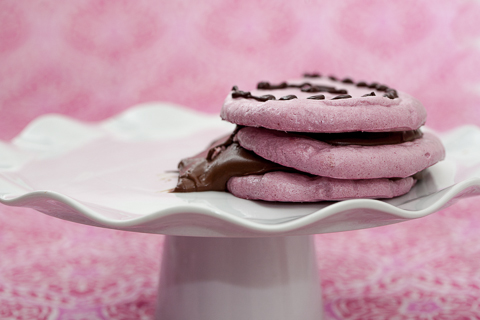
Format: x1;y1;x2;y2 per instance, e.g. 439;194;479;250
156;235;323;320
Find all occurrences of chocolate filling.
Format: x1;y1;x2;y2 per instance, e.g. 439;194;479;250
173;128;423;192
173;135;292;192
298;129;423;146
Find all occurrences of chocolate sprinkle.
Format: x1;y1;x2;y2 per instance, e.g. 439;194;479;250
233;73;400;101
331;94;352;100
301;84;337;93
256;81;270;89
356;81;368;87
257;81;308;90
231;90;251;99
307;94;325;100
383;92;398;99
376;84;388;92
383;89;399;99
257;81;287;90
328;89;348;94
303;72;321;78
290;82;313;89
258;94;276;101
232;90;277;102
279;95;298;100
258;82;346;95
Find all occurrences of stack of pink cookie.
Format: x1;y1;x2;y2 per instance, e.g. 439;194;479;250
175;74;445;202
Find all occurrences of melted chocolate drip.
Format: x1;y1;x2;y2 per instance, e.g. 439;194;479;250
173;132;296;192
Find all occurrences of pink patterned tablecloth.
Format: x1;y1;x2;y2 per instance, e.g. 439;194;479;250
1;0;480;319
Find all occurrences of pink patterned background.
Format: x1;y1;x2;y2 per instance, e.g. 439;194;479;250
1;0;480;319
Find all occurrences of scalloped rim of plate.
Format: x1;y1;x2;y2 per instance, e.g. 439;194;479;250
1;174;480;234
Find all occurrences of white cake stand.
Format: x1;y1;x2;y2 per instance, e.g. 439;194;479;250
1;103;480;320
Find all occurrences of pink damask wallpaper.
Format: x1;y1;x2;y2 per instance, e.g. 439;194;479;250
1;0;480;319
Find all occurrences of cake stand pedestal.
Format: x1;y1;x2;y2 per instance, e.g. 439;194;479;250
156;235;322;320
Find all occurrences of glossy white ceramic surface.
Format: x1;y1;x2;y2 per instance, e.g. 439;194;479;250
0;102;480;237
157;235;322;320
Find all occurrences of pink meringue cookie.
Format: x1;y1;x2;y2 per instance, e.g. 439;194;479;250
221;78;426;132
236;127;445;179
228;171;416;202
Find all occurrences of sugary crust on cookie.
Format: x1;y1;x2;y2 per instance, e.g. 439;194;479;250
236;127;445;179
227;171;416;202
221;80;427;132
